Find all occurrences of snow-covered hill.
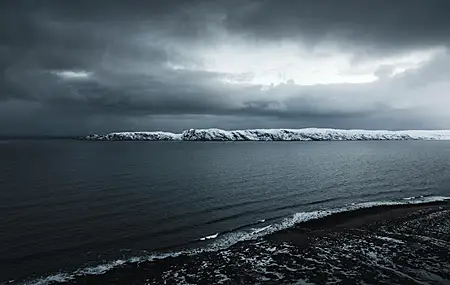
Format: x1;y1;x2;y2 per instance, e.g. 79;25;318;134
80;128;450;141
83;131;182;141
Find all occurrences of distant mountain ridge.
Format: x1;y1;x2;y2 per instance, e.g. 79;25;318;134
80;128;450;141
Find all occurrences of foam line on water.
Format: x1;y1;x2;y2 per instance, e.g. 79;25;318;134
21;195;450;285
199;233;219;241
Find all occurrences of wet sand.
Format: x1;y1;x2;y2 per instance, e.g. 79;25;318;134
268;201;450;245
66;201;450;284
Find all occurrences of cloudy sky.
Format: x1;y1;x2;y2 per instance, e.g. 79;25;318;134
1;0;450;135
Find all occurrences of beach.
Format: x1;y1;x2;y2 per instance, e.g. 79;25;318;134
64;201;450;284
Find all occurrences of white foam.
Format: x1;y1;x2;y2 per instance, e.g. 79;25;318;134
403;195;424;200
200;196;450;252
374;236;405;244
24;273;73;285
251;225;272;235
22;195;449;285
23;254;178;285
199;233;219;241
76;259;126;275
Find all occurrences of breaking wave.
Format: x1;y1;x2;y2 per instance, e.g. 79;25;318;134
21;195;450;285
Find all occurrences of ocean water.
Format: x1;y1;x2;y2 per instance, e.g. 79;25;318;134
1;140;450;284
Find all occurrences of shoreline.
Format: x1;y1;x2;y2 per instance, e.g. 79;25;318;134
59;200;450;284
79;128;450;141
268;200;449;245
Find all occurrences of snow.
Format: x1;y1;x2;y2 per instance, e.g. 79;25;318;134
83;131;182;141
81;128;450;141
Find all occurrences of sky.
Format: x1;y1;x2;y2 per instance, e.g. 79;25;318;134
1;0;450;135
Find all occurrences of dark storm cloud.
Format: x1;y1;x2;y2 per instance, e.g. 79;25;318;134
1;0;450;135
224;0;450;52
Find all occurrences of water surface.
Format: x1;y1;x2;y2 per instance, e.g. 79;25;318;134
1;140;450;283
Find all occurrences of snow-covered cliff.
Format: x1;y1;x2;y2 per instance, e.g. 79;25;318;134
82;131;181;141
80;128;450;141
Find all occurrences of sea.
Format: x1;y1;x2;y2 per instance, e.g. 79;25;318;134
1;140;450;284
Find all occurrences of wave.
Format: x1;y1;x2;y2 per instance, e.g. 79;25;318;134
251;225;272;235
21;195;450;285
199;233;219;241
80;128;450;141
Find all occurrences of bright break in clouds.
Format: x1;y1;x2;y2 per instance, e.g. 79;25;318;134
1;0;450;135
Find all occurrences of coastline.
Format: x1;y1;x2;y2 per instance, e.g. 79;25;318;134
79;128;450;141
60;200;450;285
268;200;450;244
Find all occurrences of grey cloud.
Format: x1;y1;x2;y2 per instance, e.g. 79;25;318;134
1;1;450;135
3;52;450;134
3;50;450;134
224;0;450;52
